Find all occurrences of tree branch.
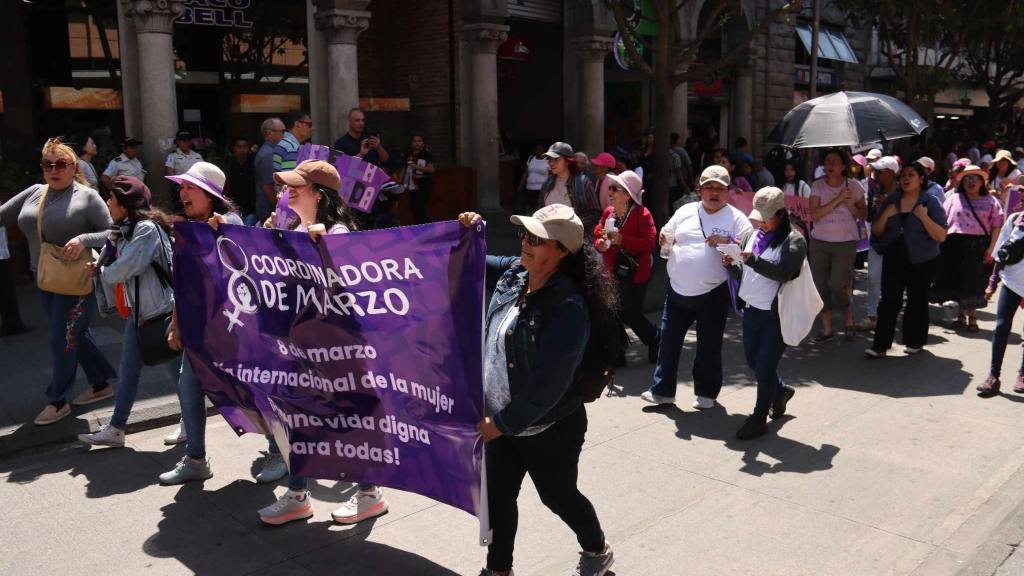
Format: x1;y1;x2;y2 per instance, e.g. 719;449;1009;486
606;0;655;77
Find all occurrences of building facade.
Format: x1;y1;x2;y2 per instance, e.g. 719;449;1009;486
0;0;954;211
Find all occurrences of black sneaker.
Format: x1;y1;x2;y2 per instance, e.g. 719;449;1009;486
770;385;795;420
812;332;835;344
736;415;769;440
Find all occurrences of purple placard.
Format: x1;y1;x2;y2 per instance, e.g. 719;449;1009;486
172;220;487;520
297;143;391;214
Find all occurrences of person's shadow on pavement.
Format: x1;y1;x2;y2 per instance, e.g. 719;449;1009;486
643;404;840;477
143;480;462;575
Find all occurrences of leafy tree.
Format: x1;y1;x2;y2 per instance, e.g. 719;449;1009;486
606;0;803;225
960;0;1024;140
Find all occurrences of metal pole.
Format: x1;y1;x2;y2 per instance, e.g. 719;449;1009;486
809;0;821;100
805;0;822;178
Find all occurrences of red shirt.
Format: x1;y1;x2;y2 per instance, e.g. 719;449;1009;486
593;205;657;284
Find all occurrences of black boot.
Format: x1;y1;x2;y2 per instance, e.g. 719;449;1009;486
736;414;769;440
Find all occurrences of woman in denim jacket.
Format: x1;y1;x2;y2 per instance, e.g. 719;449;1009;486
79;176;178;447
460;204;617;576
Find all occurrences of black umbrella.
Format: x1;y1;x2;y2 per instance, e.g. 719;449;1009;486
766;91;928;149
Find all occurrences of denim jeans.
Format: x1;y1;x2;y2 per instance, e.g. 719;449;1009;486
110;318;180;429
39;289;116;404
742;306;787;418
649;283;729;399
866;248;883;317
990;286;1024;378
176;355;208;460
485;407;604;572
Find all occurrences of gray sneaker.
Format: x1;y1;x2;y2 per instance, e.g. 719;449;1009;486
256;454;288;483
572;542;614;576
159;456;213;485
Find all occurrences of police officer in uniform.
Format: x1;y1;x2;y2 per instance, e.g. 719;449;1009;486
164;130;204;176
101;138;146;194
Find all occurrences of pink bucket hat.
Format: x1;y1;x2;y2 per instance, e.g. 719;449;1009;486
606;170;643;205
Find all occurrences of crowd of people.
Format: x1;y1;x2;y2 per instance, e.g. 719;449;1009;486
5;119;1024;576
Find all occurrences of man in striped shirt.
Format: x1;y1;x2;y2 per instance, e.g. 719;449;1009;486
273;110;312;173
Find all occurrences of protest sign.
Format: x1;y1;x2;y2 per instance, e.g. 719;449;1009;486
172;221;487;525
296;144;392;214
727;191;818;238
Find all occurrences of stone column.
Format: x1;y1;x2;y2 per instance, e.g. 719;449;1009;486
306;0;329;144
463;23;508;211
315;3;370;142
116;0;141;139
572;36;613;155
734;66;754;145
130;0;185;203
672;81;689;138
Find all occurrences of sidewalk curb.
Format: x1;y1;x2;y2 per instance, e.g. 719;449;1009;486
0;395;216;459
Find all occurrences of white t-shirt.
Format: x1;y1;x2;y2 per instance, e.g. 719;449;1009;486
544;177;571;207
525;156;549;190
738;233;784;311
663;202;753;296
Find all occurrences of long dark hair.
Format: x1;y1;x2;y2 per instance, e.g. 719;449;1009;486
559;243;619;315
208;193;238;217
782;160;806;194
768;209;793;249
314;185;359;232
900;161;929;193
111;187;173;235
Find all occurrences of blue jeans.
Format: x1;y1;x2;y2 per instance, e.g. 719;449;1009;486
176;355;207;460
742;306;787;418
990;286;1024;378
650;283;729;399
110;318;180;429
39;289;116;404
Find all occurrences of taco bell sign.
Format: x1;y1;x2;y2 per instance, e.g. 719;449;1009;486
177;0;254;29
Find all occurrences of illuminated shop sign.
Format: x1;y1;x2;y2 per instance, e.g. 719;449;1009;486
177;0;254;29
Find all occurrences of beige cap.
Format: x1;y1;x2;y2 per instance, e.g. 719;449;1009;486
749;187;786;222
274;160;341;191
510;204;584;253
866;148;883;161
699;165;731;187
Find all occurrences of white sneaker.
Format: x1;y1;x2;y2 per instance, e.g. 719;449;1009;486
78;424;125;447
331;487;389;524
159;456;213;485
640;391;675;406
256;454;288;484
163;421;186;445
692;396;715;410
259;490;313;525
905;347;923;355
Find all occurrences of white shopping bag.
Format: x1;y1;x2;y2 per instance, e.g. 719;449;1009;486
778;259;823;346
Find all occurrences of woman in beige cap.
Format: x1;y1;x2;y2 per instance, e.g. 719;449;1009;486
252;160;387;528
458;204;617;576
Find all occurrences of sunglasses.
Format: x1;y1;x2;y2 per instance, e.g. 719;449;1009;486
608;184;626;193
517;229;546;246
40;160;71;172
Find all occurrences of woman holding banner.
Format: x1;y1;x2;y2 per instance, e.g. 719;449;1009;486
160;162;242;485
459;204;617;576
254;160;387;526
808;148;867;343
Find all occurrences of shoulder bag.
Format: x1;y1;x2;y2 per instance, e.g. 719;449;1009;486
778;252;824;346
135;225;181;366
35;185;95;295
612;207;638;281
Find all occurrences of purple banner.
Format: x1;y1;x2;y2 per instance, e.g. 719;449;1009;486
172;220;487;519
297;144;392;214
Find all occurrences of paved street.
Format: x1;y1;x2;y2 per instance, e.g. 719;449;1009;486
4;268;1024;575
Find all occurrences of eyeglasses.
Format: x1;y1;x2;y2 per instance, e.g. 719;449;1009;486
40;160;71;172
296;119;313;127
517;229;546;246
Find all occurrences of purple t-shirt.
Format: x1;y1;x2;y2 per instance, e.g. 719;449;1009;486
810;178;866;242
944;193;1003;237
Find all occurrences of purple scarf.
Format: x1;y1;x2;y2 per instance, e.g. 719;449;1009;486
752;229;776;256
